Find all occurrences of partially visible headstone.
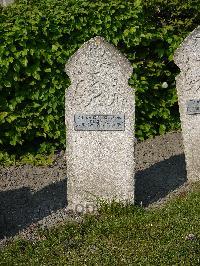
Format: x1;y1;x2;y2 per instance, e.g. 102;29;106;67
0;0;14;6
174;26;200;181
65;36;135;212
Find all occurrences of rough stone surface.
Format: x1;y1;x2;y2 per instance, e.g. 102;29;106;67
174;26;200;181
65;36;135;212
0;0;14;6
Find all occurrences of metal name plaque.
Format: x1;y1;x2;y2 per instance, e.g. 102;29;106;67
74;114;125;131
187;99;200;115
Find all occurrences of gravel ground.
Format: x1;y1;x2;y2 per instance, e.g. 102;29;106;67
0;131;191;246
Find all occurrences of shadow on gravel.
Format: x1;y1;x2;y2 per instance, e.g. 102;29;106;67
0;179;67;239
0;154;187;238
135;154;187;206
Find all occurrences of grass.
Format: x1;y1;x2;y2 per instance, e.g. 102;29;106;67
1;183;200;265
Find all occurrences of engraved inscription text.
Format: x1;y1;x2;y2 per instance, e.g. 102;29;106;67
187;99;200;115
74;114;125;131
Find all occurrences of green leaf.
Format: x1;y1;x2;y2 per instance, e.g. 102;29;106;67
21;57;28;67
33;72;40;80
45;68;51;73
52;44;59;52
4;81;11;87
159;124;166;135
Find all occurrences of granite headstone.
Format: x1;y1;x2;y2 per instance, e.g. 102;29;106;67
65;36;135;212
174;26;200;181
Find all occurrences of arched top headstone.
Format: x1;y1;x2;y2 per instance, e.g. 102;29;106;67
65;36;132;81
65;36;133;113
174;26;200;70
65;36;135;211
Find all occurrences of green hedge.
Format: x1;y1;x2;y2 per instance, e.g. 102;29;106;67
0;0;200;163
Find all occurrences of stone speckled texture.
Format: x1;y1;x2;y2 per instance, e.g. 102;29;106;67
0;0;14;6
174;26;200;181
65;36;135;212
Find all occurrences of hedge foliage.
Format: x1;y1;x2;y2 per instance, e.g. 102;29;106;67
0;0;200;163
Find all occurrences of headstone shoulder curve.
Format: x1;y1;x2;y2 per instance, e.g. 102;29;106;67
65;36;133;79
174;26;200;70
